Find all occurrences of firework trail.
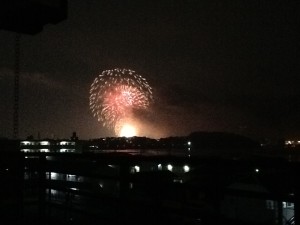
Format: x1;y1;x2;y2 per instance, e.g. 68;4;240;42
89;68;153;135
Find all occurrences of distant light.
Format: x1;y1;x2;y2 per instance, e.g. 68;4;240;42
167;164;173;171
173;178;183;183
89;145;98;148
70;188;78;191
255;168;259;173
183;165;190;173
158;164;162;170
50;189;58;195
129;183;133;189
188;147;191;151
187;141;191;146
134;165;140;173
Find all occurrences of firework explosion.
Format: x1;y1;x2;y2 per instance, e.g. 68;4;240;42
89;68;153;136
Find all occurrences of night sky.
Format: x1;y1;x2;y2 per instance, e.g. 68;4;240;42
0;0;299;141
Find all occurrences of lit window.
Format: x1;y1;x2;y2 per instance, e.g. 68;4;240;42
67;174;77;181
158;164;162;170
283;202;294;208
187;141;191;146
40;141;50;145
60;141;68;145
67;174;76;177
21;141;33;145
167;164;173;171
50;172;59;180
60;148;67;153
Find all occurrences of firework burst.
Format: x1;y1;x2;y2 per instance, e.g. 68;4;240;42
89;68;153;135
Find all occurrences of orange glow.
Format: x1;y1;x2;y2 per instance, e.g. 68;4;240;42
119;124;136;137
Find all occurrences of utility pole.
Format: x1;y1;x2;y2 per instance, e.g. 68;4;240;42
13;33;21;139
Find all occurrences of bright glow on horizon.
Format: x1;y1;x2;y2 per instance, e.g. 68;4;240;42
119;124;136;137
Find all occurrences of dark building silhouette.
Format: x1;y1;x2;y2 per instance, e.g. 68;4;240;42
188;131;260;157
